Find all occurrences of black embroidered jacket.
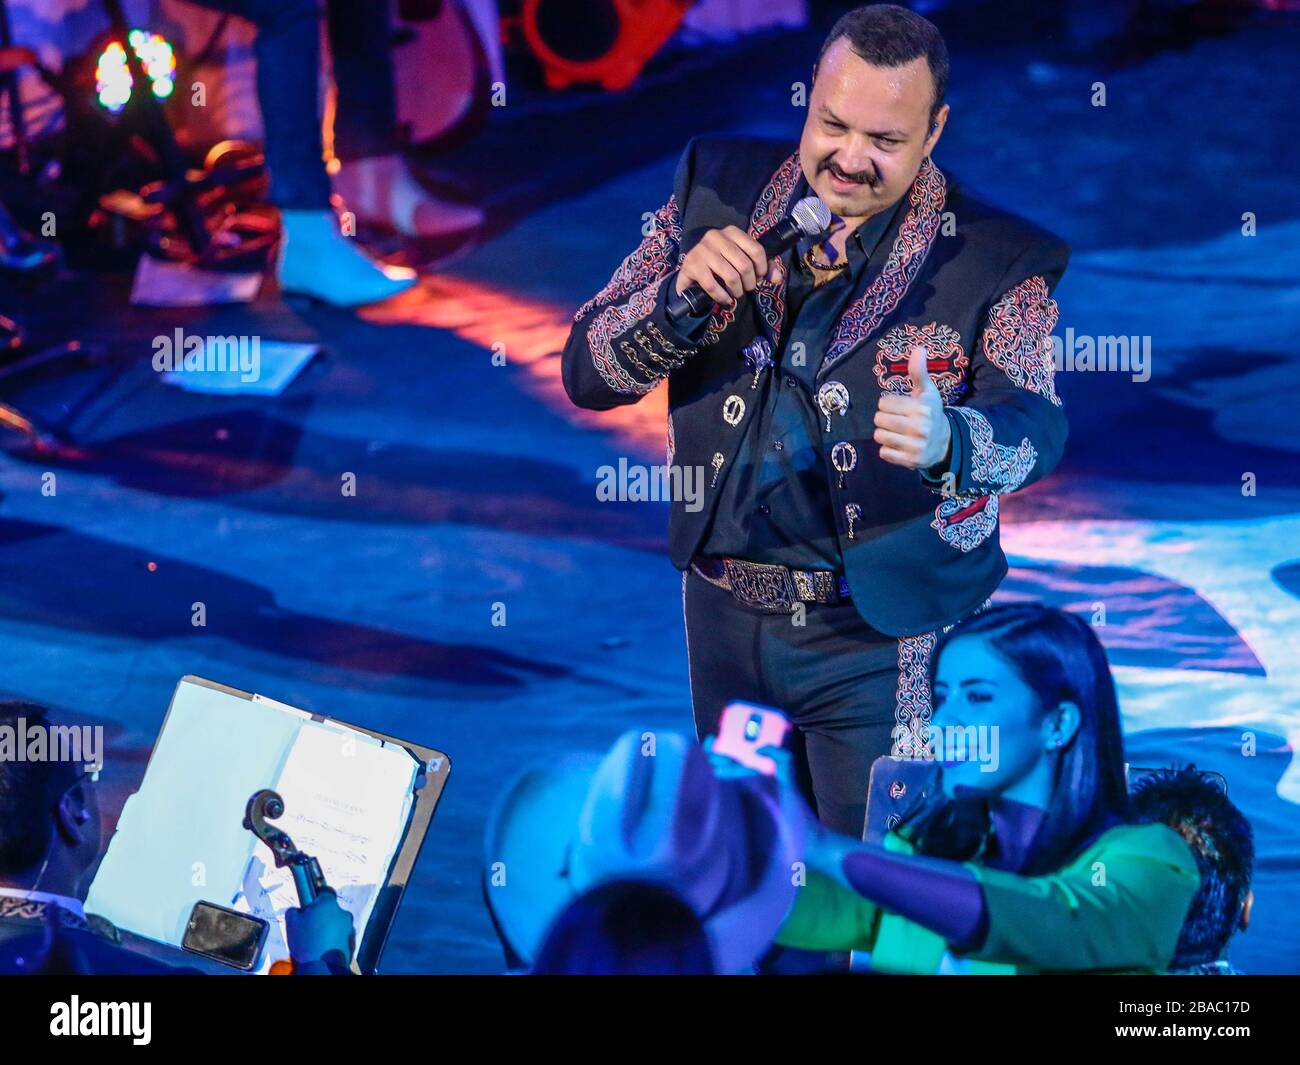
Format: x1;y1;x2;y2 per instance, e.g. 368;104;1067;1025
561;135;1070;637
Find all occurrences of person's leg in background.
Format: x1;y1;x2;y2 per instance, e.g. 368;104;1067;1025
181;0;416;306
325;0;483;240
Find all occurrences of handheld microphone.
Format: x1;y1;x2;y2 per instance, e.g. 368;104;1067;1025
666;196;833;321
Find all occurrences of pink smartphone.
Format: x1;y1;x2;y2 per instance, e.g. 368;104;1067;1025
714;702;792;776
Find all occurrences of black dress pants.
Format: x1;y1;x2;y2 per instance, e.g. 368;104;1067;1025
683;567;940;839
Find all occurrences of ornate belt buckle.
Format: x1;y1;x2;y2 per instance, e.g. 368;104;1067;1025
723;559;796;612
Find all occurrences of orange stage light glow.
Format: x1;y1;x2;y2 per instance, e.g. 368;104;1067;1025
360;276;670;461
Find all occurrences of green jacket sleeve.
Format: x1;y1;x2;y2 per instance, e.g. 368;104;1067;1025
774;870;880;952
774;830;918;952
967;823;1200;972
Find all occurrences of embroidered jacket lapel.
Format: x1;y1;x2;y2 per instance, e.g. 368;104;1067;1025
742;151;803;350
817;157;948;380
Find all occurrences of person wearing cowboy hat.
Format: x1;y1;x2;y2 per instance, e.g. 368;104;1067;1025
484;729;804;975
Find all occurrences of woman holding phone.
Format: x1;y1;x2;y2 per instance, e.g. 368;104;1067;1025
712;603;1200;974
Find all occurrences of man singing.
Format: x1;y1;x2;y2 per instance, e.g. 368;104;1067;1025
561;4;1069;836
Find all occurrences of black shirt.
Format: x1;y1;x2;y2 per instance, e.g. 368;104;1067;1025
696;183;903;569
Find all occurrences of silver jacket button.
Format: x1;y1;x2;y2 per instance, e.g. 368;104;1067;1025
722;394;746;426
830;441;858;489
817;380;850;432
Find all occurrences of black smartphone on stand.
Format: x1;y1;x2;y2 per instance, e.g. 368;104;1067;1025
181;900;269;971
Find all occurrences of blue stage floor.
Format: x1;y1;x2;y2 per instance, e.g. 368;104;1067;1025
1;14;1297;973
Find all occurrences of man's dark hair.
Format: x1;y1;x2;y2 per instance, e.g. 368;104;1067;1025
1131;766;1254;970
817;4;950;123
0;700;78;876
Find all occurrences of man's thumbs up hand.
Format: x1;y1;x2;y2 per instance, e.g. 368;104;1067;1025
907;342;938;398
874;345;953;471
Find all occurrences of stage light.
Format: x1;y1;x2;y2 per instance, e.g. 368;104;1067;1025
95;30;176;113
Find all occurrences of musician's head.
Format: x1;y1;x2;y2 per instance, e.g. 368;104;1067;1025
1131;766;1255;971
802;4;950;223
0;701;102;897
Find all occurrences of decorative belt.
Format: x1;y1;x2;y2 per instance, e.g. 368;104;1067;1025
690;557;852;613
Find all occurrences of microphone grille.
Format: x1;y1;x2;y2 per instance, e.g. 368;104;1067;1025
792;196;832;237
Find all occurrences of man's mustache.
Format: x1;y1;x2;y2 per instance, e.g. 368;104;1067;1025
819;158;880;188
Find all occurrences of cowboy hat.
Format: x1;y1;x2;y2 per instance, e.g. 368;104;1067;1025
483;729;802;974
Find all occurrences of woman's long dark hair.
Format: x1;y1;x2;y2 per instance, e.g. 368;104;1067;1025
899;603;1131;876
